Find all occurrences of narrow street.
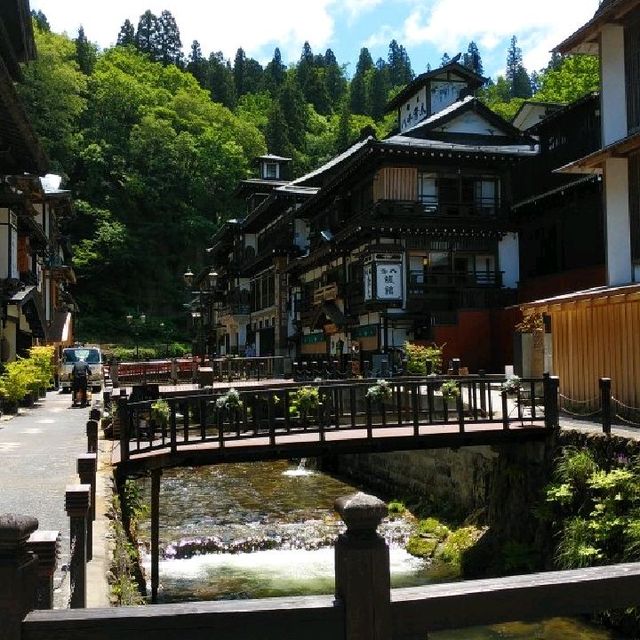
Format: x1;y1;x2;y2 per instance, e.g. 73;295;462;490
0;391;91;607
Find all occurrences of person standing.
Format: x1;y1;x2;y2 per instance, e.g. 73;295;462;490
71;358;91;406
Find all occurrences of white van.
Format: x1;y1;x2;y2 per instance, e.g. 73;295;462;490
59;346;103;392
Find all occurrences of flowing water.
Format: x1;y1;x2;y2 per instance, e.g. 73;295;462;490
138;460;622;639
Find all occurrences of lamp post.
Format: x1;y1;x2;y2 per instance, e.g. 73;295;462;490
126;313;146;360
183;267;219;365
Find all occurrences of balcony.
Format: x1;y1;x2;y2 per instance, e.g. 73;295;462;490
218;289;250;318
372;198;507;220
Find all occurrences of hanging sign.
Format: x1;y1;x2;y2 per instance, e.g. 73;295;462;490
376;263;403;300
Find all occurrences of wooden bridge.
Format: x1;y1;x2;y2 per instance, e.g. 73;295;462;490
113;375;559;477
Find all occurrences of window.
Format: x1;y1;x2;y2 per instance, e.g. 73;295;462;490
418;173;437;210
264;162;278;179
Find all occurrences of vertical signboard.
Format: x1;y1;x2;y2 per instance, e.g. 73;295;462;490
376;263;403;300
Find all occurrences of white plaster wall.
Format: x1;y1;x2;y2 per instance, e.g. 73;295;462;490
600;24;628;146
437;111;507;136
498;233;520;288
604;157;633;285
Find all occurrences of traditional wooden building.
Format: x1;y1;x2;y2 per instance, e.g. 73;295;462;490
520;0;640;407
208;154;316;357
0;0;76;360
280;63;539;373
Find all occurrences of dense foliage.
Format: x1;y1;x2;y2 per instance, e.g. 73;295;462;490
20;10;600;342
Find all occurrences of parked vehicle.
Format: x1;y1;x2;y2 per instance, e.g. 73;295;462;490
59;346;103;393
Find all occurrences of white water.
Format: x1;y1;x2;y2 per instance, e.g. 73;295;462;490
146;546;428;600
282;458;315;477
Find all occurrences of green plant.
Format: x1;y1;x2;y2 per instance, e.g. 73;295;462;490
150;399;170;427
501;374;522;395
438;525;485;570
215;388;243;411
289;386;321;420
0;360;32;408
366;379;393;403
440;379;461;399
404;341;443;375
387;500;406;517
417;517;450;541
27;345;55;389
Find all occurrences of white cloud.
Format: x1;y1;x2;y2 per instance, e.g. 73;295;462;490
341;0;384;21
402;0;600;73
30;0;336;64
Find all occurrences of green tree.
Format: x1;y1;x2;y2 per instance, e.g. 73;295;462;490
17;29;87;174
388;39;413;85
265;100;291;156
208;51;237;108
187;40;207;87
279;74;307;150
31;10;50;32
135;10;160;60
74;26;97;75
324;48;346;103
335;99;352;151
116;19;135;47
157;10;183;67
264;47;286;92
462;41;483;76
369;59;390;121
350;47;373;115
533;55;600;103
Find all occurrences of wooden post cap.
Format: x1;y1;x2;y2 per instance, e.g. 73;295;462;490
77;453;97;474
334;492;387;534
27;531;61;575
65;485;91;516
0;515;38;556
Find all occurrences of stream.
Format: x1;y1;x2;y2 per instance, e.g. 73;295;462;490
138;459;622;639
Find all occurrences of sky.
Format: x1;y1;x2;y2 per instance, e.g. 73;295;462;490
30;0;601;79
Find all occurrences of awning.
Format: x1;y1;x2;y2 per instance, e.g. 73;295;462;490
7;285;47;339
519;282;640;313
555;131;640;174
48;310;72;344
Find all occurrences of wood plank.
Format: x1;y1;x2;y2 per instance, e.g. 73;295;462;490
391;563;640;636
23;595;343;640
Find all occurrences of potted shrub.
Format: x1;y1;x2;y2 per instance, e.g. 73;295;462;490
289;386;321;423
501;375;522;396
216;388;243;414
366;379;393;405
150;399;170;433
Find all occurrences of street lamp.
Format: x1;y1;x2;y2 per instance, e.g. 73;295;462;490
183;267;220;364
126;313;146;360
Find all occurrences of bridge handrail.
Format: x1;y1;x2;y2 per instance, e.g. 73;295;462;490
116;376;558;464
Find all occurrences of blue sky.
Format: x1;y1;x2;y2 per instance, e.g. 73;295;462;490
31;0;600;80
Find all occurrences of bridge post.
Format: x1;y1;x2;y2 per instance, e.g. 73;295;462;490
86;419;98;454
600;378;612;435
65;485;91;609
334;492;391;640
117;393;130;462
0;514;38;640
543;375;560;430
150;469;162;604
77;454;97;561
26;530;60;609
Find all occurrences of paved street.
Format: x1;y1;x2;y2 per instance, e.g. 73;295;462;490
0;391;91;607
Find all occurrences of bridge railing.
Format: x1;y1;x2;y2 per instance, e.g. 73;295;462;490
15;491;640;640
117;375;559;461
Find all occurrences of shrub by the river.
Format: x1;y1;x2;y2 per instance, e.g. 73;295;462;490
544;447;640;570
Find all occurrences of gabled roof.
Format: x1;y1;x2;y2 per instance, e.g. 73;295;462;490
512;101;565;132
386;61;486;113
290;136;375;187
253;154;292;164
397;96;532;144
526;92;599;135
556;0;640;55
